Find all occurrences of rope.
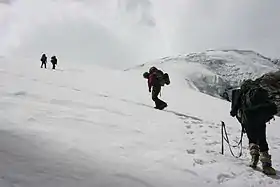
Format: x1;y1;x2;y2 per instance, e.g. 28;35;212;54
221;121;244;158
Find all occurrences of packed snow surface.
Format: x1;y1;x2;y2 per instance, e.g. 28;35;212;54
1;1;280;186
1;58;280;187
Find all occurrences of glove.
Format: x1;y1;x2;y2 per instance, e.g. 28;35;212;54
242;127;246;133
230;110;236;117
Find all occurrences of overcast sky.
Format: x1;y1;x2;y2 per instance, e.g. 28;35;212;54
155;0;280;58
1;0;280;61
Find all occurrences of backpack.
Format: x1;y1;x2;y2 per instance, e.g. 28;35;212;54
51;56;57;64
143;72;149;79
155;70;170;86
240;80;277;123
243;87;268;108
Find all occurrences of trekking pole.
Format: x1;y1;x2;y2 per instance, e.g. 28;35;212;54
221;121;224;155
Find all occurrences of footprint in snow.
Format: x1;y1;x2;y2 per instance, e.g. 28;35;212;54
208;125;219;129
186;131;194;135
217;173;236;184
193;158;205;166
209;160;217;164
185;125;191;129
186;149;196;154
205;141;220;146
206;150;215;154
193;158;217;166
184;120;200;125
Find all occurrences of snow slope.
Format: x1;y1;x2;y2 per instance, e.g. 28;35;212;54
126;49;279;99
1;57;280;187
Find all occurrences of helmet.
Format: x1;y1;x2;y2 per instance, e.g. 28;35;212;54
149;66;157;73
143;72;149;79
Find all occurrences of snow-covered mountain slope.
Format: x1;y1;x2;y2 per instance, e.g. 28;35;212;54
1;57;280;187
126;49;280;100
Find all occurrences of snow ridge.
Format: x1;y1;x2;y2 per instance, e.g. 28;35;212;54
127;49;280;100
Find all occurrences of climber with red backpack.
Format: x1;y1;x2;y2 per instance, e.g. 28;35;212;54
143;66;170;110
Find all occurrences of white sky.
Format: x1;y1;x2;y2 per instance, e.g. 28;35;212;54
1;0;280;60
152;0;280;58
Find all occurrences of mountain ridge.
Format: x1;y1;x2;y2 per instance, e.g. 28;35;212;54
126;49;280;100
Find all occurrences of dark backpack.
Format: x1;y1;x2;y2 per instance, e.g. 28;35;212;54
243;87;268;108
155;70;170;86
241;81;277;123
51;57;57;64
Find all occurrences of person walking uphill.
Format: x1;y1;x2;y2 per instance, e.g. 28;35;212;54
50;56;58;70
143;66;170;110
230;79;278;175
40;54;47;68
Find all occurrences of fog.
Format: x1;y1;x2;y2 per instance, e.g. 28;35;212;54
0;0;279;68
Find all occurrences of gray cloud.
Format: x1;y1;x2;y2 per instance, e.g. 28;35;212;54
156;0;280;57
1;0;280;64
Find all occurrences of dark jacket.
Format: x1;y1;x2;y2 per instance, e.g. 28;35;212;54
51;56;57;64
41;54;47;62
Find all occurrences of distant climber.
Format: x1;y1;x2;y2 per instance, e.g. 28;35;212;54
40;54;47;68
230;79;277;175
50;56;57;70
222;91;230;102
143;66;170;110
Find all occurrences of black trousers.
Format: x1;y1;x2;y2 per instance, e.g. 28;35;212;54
244;121;269;152
41;62;46;68
152;86;166;107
